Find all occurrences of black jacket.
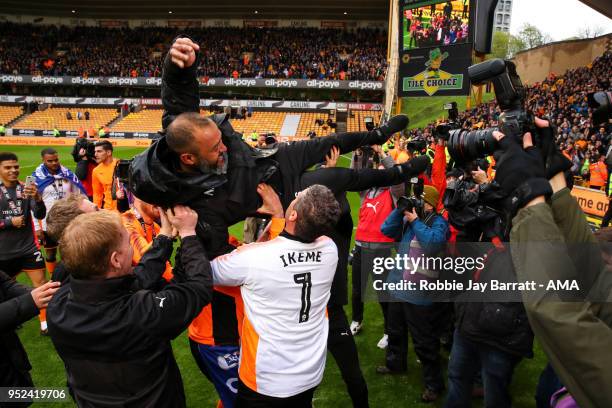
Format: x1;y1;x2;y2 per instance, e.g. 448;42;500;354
0;270;38;388
130;41;385;261
47;235;213;408
454;248;534;358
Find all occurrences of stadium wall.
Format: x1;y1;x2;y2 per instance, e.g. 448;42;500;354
513;33;611;84
0;14;387;29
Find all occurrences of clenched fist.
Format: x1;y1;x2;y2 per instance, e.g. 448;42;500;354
169;37;200;69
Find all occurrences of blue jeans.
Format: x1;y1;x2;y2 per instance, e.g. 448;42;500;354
444;330;520;408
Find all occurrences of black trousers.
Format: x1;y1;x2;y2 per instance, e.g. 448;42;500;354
385;302;451;392
351;245;391;330
235;380;315;408
602;203;612;227
327;305;369;408
0;365;33;408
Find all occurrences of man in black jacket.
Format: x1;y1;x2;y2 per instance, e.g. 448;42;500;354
127;37;425;408
47;207;213;408
0;272;59;398
130;37;412;260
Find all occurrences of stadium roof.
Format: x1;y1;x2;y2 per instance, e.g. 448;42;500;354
579;0;612;18
0;0;390;20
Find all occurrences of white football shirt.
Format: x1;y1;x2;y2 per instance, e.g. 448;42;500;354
211;234;338;398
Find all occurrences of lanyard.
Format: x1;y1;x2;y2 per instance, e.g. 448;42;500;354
0;183;24;216
132;208;156;240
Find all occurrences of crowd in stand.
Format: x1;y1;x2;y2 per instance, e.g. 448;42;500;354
405;2;469;50
0;23;388;81
1;30;612;408
407;52;612;189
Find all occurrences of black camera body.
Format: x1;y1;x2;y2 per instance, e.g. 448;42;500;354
115;159;132;184
447;59;534;163
72;137;96;163
397;177;425;216
406;138;427;153
588;91;612;126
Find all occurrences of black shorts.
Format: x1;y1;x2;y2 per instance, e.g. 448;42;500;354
0;252;45;278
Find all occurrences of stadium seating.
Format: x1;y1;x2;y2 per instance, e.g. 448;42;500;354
13;108;118;131
111;109;164;133
110;108;218;133
230;112;287;137
348;110;383;132
0;105;23;126
295;113;335;138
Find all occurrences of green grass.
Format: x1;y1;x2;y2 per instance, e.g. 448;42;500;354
7;145;546;407
401;93;495;131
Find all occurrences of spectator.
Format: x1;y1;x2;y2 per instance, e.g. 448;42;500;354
66;111;72;120
0;23;387;81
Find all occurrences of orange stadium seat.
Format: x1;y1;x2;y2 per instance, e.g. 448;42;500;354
348;110;383;132
111;109;164;133
295;113;335;138
230;111;286;136
0;105;24;126
111;108;216;133
13;107;118;131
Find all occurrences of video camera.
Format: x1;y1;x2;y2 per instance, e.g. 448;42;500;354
71;138;96;163
434;102;461;139
446;59;534;163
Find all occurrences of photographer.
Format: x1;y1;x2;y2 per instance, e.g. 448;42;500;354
47;207;213;407
71;137;97;200
349;144;404;345
493;118;612;407
376;184;450;403
442;159;535;408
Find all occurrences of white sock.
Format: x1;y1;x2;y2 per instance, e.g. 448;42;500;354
40;321;48;331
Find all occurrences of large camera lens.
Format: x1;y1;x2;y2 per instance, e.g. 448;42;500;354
447;129;497;163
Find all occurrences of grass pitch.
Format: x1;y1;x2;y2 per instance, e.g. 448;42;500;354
5;144;546;407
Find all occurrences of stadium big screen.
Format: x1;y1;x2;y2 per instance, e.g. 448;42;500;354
398;0;474;97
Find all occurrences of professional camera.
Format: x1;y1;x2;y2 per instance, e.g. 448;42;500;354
443;169;508;241
444;102;459;123
588;91;612;126
396;177;425;216
406;138;427;153
115;159;132;185
71;137;95;163
447;59;534;163
364;116;375;132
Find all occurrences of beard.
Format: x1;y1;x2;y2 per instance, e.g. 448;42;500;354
197;151;228;175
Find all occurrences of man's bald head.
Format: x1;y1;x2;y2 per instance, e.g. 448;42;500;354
165;112;227;173
166;112;216;154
